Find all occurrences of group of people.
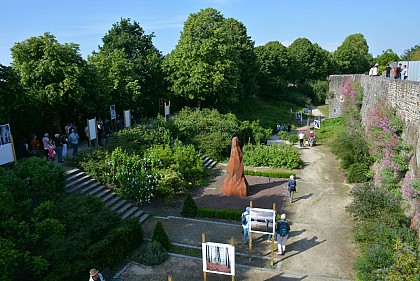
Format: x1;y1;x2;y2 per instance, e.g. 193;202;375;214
241;175;296;256
370;62;408;80
21;124;81;162
298;130;316;147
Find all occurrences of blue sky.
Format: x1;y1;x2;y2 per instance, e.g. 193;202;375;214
1;0;419;66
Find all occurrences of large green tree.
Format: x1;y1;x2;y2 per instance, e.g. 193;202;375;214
225;18;258;99
10;33;103;132
89;18;165;116
254;41;291;98
163;8;242;110
333;33;371;74
288;38;331;83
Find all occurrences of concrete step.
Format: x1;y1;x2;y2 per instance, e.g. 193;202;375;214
79;182;102;194
65;170;85;183
104;195;121;207
87;185;107;196
110;199;128;211
67;178;96;193
101;191;119;203
127;209;145;220
65;174;92;189
96;188;113;199
121;206;140;220
138;213;149;223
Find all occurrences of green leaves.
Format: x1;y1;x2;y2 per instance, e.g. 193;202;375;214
242;144;303;169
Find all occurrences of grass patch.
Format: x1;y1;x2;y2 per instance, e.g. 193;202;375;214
316;117;346;145
317;105;330;118
230;96;299;129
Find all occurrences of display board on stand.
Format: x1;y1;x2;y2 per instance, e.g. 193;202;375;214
0;124;16;165
124;109;131;128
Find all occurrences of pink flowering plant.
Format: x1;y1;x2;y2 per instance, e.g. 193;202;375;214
341;77;363;130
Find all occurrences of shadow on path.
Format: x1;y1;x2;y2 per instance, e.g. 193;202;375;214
294;193;314;203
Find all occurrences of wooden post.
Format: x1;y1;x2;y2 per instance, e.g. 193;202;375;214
94;117;98;147
202;233;207;281
10;134;17;163
249;201;253;258
86;118;90;148
168;275;172;281
231;237;235;281
271;203;276;266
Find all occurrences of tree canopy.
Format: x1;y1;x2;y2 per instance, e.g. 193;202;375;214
163;8;243;110
333;33;371;74
89;18;165;116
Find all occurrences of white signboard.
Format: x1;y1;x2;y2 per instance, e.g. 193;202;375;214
250;208;276;235
314;119;321;129
88;118;97;140
0;124;14;165
110;105;116;120
165;104;170;121
124;109;131;128
202;242;235;276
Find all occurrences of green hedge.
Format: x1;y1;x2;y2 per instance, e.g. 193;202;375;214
243;144;303;169
244;170;295;178
87;219;143;270
197;208;242;221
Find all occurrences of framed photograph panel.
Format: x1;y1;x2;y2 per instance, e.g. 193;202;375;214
202;242;235;276
250;208;276;235
0;124;14;165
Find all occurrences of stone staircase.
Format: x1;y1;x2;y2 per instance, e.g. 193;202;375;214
64;168;149;223
64;155;217;225
201;154;217;169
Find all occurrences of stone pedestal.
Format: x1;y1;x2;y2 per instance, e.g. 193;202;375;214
222;137;249;197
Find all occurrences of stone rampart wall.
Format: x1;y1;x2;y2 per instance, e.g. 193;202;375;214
329;74;420;179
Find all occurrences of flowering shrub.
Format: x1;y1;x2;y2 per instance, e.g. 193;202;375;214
106;147;158;205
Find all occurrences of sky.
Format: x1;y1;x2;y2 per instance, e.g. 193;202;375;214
1;0;419;66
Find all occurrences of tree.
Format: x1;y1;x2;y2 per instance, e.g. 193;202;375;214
288;38;331;83
163;8;241;110
89;18;165;116
10;33;95;132
400;45;420;61
254;41;291;98
376;49;399;71
333;33;371;74
225;18;258;99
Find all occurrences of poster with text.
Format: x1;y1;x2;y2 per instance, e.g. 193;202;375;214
250;208;276;235
202;242;235;276
0;124;14;165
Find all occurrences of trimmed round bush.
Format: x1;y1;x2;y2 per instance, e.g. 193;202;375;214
152;221;172;251
136;241;168;266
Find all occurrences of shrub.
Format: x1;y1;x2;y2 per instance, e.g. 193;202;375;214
277;131;288;140
14;157;65;201
196;208;242;221
330;130;371;169
197;208;215;218
152;221;172;251
243;144;303;169
287;134;298;145
244;170;295;179
87;219;143;269
181;193;197;218
347;163;369;183
106;147;158;205
135;241;168;266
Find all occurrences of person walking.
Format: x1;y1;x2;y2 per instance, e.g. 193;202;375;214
287;175;297;203
53;134;63;163
403;64;408;80
276;214;290;255
385;64;392;78
42;133;50;160
241;207;251;245
298;131;305;147
89;268;105;281
68;128;79;156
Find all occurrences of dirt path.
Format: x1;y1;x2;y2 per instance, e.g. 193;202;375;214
122;143;357;280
